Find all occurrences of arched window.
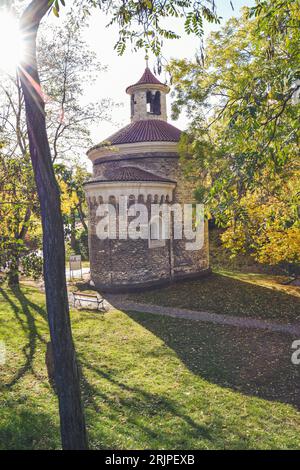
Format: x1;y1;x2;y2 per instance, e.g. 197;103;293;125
146;90;161;115
153;91;161;114
146;91;152;113
148;214;166;248
131;94;135;117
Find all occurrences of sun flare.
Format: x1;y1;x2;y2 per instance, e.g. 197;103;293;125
0;12;23;74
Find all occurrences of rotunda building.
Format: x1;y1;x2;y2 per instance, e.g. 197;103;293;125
84;67;210;292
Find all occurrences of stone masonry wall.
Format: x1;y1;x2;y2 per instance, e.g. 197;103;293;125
88;196;172;289
131;89;167;122
87;153;209;291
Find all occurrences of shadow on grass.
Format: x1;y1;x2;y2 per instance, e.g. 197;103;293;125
0;409;59;450
122;272;300;323
124;309;300;411
108;273;300;408
0;286;47;389
0;286;212;448
78;360;212;448
1;283;299;449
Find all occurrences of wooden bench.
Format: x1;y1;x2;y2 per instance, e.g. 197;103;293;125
72;291;105;310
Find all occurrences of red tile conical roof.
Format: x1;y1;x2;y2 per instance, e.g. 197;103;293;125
104;166;175;182
99;120;181;147
126;68;168;93
136;67;164;86
85;166;176;184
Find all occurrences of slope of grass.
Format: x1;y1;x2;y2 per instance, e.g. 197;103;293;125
121;270;300;324
0;284;300;450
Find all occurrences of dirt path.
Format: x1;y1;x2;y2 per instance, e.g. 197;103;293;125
106;296;300;336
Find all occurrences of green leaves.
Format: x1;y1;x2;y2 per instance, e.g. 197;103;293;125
168;1;300;266
49;0;222;56
49;0;66;17
184;11;204;36
73;0;220;56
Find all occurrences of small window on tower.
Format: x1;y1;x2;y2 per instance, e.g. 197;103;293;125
146;90;161;115
131;94;135;117
153;91;161;115
146;91;152;113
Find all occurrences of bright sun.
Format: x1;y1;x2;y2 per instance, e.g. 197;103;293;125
0;12;23;74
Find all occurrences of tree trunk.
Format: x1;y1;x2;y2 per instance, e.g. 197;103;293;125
70;210;77;252
8;254;20;288
19;0;88;449
8;207;32;288
77;203;88;233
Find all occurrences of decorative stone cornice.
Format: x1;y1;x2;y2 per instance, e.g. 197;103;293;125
84;180;176;204
87;141;179;162
93;152;179;165
126;82;170;95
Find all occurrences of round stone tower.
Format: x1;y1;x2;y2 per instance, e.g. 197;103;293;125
84;66;210;292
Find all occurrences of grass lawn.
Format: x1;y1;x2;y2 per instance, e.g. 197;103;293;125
120;270;300;324
0;283;300;450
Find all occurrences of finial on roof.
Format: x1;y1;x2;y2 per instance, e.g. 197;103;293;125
145;54;149;69
126;63;170;94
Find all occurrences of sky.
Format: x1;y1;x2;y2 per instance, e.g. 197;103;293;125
0;0;254;168
80;0;254;152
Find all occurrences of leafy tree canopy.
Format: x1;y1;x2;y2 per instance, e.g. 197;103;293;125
0;12;100;283
168;1;300;269
49;0;221;59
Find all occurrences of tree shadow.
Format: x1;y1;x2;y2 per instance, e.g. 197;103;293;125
1;282;299;449
0;286;47;389
119;272;300;324
0;409;59;450
1;286;211;448
78;359;212;448
122;310;300;411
